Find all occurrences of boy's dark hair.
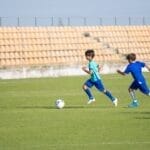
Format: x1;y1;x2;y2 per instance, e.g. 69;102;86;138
126;53;136;61
85;49;95;58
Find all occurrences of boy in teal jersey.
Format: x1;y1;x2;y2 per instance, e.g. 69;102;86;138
117;53;150;108
82;49;118;106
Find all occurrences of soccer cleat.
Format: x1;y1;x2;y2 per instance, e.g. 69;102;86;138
128;100;139;108
87;98;95;104
113;98;118;107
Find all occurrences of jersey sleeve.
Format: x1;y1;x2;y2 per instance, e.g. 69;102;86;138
89;62;98;73
88;63;94;76
88;63;93;71
124;65;130;74
139;61;145;68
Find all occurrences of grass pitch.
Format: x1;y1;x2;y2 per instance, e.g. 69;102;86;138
0;74;150;150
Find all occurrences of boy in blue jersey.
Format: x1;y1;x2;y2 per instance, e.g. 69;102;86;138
117;53;150;108
82;49;118;106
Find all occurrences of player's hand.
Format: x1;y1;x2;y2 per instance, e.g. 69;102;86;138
117;69;126;75
82;67;91;74
98;65;102;72
82;66;87;71
116;69;120;73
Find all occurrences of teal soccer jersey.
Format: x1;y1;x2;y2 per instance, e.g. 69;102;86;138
84;59;116;102
88;60;101;81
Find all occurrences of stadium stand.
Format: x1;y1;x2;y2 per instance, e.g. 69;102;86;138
0;26;150;68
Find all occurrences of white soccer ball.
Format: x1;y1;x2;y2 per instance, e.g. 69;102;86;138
55;99;65;109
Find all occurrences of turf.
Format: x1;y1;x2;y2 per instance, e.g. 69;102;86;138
0;73;150;150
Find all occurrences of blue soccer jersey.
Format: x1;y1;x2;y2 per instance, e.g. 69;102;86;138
88;60;101;82
124;61;146;83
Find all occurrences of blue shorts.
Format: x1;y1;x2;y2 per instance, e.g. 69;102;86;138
130;81;150;95
84;79;105;92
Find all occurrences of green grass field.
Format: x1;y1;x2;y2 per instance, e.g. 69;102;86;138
0;73;150;150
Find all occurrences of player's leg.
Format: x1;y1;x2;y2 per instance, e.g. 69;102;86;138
139;81;150;96
129;81;150;108
129;88;137;100
82;79;95;104
128;81;139;108
94;80;118;106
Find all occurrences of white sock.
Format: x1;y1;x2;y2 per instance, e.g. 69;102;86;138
130;91;137;101
133;100;137;103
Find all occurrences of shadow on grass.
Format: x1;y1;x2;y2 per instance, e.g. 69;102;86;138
122;111;150;114
135;117;150;119
121;111;150;119
17;105;84;109
17;106;55;109
15;105;112;110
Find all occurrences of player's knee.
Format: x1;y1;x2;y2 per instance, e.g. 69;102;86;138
128;88;133;92
102;89;107;93
82;85;88;90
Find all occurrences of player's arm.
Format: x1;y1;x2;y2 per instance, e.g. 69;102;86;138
98;65;101;72
117;65;130;76
117;69;126;76
82;66;92;75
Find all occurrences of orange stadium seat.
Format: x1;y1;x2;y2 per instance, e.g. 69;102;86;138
0;25;150;68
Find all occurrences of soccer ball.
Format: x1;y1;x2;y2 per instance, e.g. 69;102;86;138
55;99;65;109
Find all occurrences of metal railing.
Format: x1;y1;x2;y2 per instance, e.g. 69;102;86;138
0;16;150;27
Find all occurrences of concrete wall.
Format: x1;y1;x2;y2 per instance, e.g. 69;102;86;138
1;62;149;79
0;63;127;79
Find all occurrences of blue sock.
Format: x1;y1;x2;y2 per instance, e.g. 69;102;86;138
84;88;94;100
104;90;115;101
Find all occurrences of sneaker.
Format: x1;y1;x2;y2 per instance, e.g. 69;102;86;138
87;98;95;104
113;98;118;107
128;100;139;108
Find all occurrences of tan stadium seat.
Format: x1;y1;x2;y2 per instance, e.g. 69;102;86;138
0;25;150;67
